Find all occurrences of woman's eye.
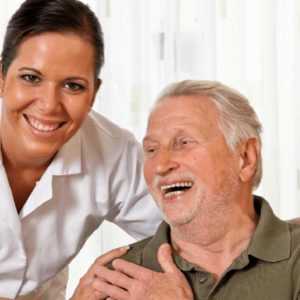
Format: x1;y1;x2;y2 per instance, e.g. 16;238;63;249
65;82;85;92
20;74;41;83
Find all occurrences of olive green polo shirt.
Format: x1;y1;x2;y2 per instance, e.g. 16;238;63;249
120;196;300;299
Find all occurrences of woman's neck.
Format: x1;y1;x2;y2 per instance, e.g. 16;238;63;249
1;140;50;213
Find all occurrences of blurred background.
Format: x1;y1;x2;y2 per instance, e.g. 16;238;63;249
1;0;300;297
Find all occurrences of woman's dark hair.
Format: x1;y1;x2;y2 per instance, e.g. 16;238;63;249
1;0;104;77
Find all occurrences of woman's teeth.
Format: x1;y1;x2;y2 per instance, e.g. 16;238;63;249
26;116;62;132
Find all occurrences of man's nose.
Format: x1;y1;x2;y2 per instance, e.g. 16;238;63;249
155;149;179;176
37;83;61;113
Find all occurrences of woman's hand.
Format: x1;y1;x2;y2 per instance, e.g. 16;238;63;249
70;246;129;300
93;243;194;300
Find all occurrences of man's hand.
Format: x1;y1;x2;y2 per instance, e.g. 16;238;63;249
95;243;194;300
70;246;129;300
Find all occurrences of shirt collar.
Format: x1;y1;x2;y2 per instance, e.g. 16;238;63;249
142;222;199;272
142;222;171;272
247;195;290;262
46;128;82;176
21;130;83;217
141;196;291;272
0;127;82;176
0;125;83;219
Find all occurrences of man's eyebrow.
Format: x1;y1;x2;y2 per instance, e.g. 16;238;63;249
142;136;155;144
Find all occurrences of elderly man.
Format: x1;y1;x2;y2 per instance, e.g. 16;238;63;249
73;80;300;300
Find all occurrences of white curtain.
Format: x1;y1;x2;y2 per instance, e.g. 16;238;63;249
88;0;300;218
68;0;300;295
1;0;300;297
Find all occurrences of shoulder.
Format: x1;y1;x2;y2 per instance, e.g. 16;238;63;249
107;237;152;270
288;222;300;252
79;110;141;165
82;110;137;143
286;222;300;292
121;237;153;264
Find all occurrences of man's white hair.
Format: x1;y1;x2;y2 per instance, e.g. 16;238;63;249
154;80;263;189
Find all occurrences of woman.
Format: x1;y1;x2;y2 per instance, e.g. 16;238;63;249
0;0;160;298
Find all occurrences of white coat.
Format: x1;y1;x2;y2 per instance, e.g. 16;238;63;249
0;110;161;298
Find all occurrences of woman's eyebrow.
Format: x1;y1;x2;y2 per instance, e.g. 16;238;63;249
18;67;42;75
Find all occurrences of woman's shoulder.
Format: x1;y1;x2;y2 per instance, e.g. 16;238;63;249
82;110;135;141
79;110;141;165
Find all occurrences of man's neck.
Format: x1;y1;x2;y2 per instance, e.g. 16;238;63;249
170;196;258;280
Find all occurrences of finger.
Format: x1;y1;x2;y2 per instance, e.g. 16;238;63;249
94;266;134;290
95;246;130;266
92;278;129;300
86;246;130;278
112;259;153;280
157;243;179;274
93;290;108;300
71;283;105;300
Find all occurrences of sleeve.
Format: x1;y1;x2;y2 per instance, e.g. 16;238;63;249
16;267;68;300
291;226;300;300
105;132;162;240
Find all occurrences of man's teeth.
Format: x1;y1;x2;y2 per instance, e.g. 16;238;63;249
161;182;193;191
164;190;185;198
27;117;61;132
160;181;193;198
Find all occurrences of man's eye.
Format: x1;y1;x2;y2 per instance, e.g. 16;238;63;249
143;147;157;156
20;74;41;83
174;138;196;149
180;138;193;145
65;82;85;92
144;148;155;153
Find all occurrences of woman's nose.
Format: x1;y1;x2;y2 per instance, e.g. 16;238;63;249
37;83;61;113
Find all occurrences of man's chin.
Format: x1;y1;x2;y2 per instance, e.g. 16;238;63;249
164;213;195;228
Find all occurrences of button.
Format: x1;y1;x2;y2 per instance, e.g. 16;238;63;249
199;276;208;283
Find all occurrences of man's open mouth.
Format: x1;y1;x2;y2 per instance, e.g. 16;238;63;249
160;181;193;198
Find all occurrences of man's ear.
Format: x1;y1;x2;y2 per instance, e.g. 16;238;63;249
238;138;260;184
90;78;102;108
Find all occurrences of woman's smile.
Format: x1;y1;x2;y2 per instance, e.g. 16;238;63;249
0;32;99;167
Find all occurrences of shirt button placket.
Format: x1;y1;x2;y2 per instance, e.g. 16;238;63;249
199;275;208;284
194;272;210;300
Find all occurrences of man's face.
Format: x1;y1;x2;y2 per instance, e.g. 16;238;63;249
143;95;241;227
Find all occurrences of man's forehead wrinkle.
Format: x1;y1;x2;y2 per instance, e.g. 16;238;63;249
143;136;157;144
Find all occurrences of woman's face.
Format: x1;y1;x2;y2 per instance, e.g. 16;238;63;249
0;32;99;166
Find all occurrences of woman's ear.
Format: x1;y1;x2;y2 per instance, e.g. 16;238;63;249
238;138;260;184
0;62;4;97
90;78;102;108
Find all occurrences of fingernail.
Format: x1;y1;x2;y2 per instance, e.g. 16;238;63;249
122;245;130;251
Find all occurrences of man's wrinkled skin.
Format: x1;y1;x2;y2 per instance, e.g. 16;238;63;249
71;244;193;300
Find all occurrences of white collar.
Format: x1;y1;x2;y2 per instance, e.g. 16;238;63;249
46;129;82;177
0;128;82;176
